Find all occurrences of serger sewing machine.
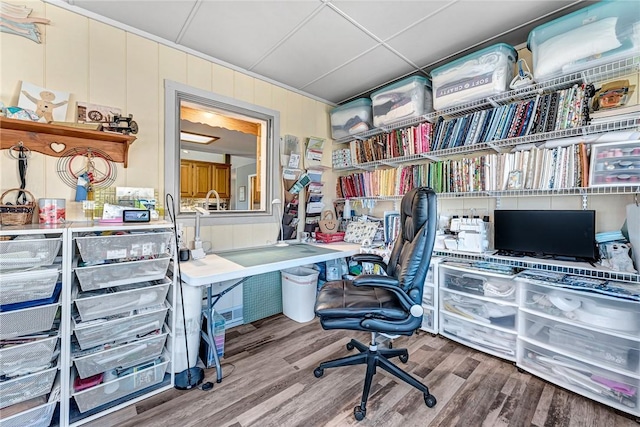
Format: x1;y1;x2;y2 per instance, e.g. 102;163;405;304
440;217;490;253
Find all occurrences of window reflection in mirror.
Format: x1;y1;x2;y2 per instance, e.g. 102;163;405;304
164;80;279;222
179;100;265;213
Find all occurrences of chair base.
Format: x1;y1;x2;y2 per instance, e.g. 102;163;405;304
314;334;436;421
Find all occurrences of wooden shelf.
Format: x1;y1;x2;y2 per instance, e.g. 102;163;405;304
0;117;136;167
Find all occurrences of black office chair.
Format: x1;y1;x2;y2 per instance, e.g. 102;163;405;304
314;187;438;421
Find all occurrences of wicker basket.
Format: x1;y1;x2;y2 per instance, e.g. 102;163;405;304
0;188;35;226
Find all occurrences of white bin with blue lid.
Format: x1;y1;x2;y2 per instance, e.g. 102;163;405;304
431;43;517;110
371;76;433;127
330;98;373;140
281;267;319;323
528;0;640;80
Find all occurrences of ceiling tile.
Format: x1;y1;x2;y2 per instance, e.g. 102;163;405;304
251;6;379;90
72;0;197;43
303;45;417;103
330;0;451;41
387;1;577;70
179;1;322;70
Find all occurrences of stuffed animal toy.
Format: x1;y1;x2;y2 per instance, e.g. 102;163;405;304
601;242;637;273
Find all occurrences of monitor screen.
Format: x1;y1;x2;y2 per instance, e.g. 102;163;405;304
494;210;597;261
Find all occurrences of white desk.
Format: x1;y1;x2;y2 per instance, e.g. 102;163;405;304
176;242;360;381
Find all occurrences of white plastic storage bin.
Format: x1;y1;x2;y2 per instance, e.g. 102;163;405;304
72;356;169;413
528;0;640;79
73;332;168;379
330;98;373;140
441;313;517;360
0;400;56;427
281;267;319;323
0;268;59;306
73;306;168;350
519;311;640;375
519;279;640;336
420;306;435;332
0;365;57;409
75;280;170;322
431;43;517;110
422;286;435;306
440;264;517;301
76;231;172;263
441;289;517;330
371;76;433;127
75;255;171;291
518;339;639;415
0;336;58;378
0;237;61;271
0;304;58;340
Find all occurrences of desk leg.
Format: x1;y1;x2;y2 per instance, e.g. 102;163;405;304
201;285;223;383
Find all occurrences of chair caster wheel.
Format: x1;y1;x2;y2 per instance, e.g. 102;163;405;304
346;342;355;351
387;341;393;349
424;394;437;408
399;353;409;363
354;406;366;421
313;368;324;378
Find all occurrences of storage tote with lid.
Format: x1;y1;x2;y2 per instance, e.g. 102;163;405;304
371;76;433;127
528;0;640;80
431;43;517;110
330;98;373;140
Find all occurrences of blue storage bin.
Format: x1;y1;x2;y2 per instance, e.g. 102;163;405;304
431;43;517;110
330;98;373;139
371;76;433;127
528;0;640;79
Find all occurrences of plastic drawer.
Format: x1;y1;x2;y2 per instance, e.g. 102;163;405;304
420;306;435;332
422;285;435;306
330;98;373;140
441;289;517;330
76;231;172;263
0;336;58;378
73;306;168;350
0;238;61;271
527;0;640;79
519;280;640;336
0;304;58;340
73;332;168;379
520;311;640;375
72;356;169;413
0;268;59;306
440;265;516;301
518;340;639;414
75;280;170;322
589;140;640;187
0;401;56;427
0;365;57;409
371;76;432;127
441;313;517;360
431;43;517;110
75;255;171;291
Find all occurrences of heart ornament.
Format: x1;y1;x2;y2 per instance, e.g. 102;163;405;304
50;142;66;153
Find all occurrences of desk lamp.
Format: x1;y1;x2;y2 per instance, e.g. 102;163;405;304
272;198;288;247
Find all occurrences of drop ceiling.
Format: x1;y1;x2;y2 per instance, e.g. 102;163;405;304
57;0;592;105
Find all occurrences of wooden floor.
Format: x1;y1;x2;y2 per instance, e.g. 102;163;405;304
88;314;637;427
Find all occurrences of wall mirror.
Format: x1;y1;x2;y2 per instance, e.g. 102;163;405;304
164;80;280;224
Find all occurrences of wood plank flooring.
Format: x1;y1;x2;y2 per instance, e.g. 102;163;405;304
86;314;637;427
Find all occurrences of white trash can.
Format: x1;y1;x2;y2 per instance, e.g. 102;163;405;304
281;267;319;323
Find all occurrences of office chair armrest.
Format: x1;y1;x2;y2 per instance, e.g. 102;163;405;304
352;275;417;313
350;253;388;272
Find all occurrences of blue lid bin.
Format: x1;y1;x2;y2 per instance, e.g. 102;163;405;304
330;98;373;139
371;76;433;127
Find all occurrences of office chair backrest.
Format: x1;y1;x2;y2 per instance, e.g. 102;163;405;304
386;187;437;304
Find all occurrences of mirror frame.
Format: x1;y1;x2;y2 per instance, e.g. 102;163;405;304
164;80;281;224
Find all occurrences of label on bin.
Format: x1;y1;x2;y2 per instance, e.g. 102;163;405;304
436;72;493;98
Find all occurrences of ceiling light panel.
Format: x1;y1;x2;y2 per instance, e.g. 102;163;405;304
181;132;215;144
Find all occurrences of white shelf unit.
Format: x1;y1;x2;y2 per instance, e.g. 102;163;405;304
65;222;176;427
419;257;440;334
0;225;66;427
517;276;639;418
438;262;519;362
